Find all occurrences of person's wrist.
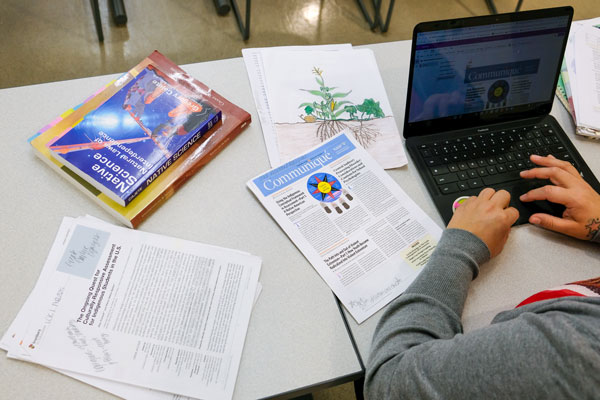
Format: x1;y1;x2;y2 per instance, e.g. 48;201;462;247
585;217;600;242
444;228;491;265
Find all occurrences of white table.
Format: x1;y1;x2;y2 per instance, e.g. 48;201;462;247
0;57;363;399
4;39;598;398
344;41;600;364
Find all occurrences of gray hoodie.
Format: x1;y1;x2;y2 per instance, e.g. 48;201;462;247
365;229;600;399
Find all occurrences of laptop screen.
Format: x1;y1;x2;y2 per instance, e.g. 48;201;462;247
404;7;572;137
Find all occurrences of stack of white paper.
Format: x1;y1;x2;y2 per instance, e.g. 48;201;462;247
1;216;262;400
560;18;600;138
243;45;408;169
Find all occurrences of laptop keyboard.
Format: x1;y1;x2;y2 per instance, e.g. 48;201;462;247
419;124;578;195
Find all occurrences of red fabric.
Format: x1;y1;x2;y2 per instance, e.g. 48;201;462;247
516;289;586;308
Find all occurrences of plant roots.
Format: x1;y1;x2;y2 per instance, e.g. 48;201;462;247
315;120;379;148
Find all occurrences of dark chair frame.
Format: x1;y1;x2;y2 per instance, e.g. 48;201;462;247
231;0;251;41
223;0;396;40
356;0;396;33
485;0;524;14
90;0;128;42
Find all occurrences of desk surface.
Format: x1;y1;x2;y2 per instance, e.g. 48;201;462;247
345;41;600;363
0;56;363;399
3;39;599;398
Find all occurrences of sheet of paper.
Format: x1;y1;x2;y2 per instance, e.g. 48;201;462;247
247;132;441;323
5;216;261;400
2;218;263;400
574;25;600;132
565;21;584;120
262;48;407;170
1;217;77;351
564;17;600;136
242;44;352;168
3;217;183;400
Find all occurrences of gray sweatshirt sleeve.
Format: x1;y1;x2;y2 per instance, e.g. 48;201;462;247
364;228;600;400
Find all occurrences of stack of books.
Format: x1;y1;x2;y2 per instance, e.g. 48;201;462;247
30;51;251;228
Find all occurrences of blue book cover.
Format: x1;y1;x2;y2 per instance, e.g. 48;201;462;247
48;65;222;206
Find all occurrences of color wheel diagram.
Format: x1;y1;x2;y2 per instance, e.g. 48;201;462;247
306;172;353;215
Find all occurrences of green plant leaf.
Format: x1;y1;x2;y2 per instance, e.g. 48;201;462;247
300;89;328;99
334;109;347;118
298;102;313;109
357;98;385;118
315;76;324;86
332;90;352;98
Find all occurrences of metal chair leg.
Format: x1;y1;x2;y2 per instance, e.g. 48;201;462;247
356;0;377;31
90;0;104;42
485;0;498;14
515;0;524;12
485;0;524;14
230;0;251;40
373;0;384;31
110;0;127;25
379;0;395;33
354;377;365;400
356;0;395;32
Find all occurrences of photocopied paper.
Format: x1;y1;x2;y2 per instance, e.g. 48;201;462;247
2;215;262;400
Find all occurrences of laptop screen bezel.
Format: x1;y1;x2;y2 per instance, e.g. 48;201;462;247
402;6;573;139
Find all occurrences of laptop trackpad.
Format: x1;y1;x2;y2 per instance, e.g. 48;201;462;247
510;180;566;224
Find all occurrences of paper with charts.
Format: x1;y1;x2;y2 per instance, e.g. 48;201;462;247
247;132;440;323
1;215;262;400
254;47;407;169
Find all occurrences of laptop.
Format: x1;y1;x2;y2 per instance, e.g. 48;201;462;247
403;6;600;225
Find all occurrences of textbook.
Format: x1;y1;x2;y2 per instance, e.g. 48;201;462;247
30;51;252;228
47;62;222;206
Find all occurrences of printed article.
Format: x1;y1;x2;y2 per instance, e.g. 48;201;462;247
248;132;442;323
2;216;261;400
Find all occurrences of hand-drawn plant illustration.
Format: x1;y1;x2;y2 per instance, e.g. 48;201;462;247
298;67;385;148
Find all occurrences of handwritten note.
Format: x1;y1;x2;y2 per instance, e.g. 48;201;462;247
57;225;109;279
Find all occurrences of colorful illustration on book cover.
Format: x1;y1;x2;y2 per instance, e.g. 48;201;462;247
46;64;219;203
306;172;354;215
298;67;385;148
50;66;216;158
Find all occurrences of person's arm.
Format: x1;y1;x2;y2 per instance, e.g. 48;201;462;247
364;188;600;399
365;188;519;399
364;228;488;399
364;159;600;399
365;263;600;400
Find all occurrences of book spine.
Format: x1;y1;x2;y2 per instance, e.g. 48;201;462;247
124;110;223;205
131;114;250;227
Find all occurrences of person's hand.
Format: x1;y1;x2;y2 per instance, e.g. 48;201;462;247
448;188;519;258
519;154;600;240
